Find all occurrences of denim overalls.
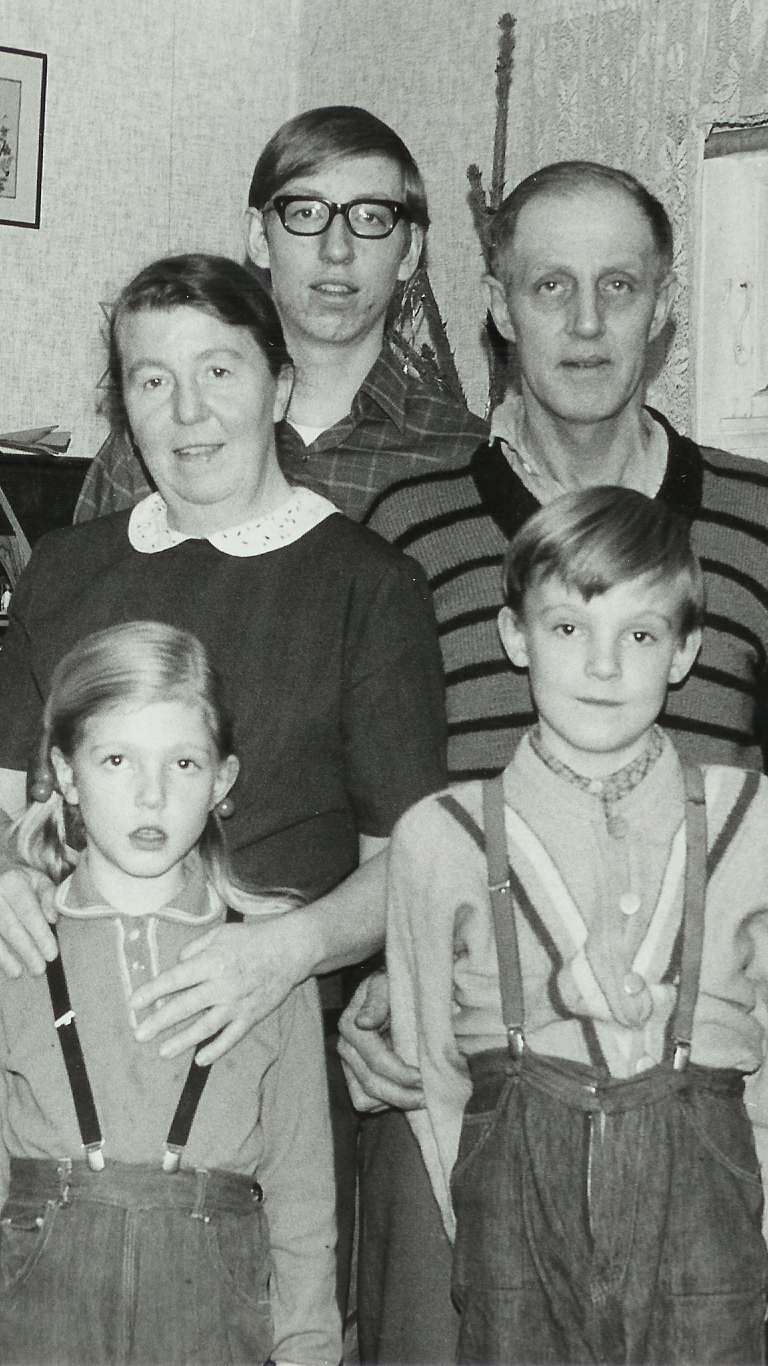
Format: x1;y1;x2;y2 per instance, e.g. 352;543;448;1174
0;908;273;1366
449;771;768;1365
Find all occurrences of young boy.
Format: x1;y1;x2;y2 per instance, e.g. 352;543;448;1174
386;486;768;1365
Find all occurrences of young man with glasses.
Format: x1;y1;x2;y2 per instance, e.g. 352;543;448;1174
76;105;488;523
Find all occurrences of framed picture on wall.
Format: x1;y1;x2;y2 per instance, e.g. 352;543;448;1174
0;45;47;229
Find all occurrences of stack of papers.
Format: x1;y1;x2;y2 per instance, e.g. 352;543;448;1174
0;426;72;455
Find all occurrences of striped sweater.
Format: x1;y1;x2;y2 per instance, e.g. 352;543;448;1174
385;734;768;1240
366;411;768;779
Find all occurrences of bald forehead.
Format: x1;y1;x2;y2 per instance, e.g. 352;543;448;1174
494;183;670;282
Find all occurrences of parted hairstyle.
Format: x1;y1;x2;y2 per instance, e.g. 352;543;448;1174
503;487;705;641
248;104;430;231
11;621;294;913
107;252;292;430
489;161;674;276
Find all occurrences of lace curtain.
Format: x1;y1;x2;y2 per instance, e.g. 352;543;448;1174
501;0;768;432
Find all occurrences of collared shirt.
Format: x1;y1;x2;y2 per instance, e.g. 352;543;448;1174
489;390;669;503
74;342;489;525
529;724;665;837
385;734;768;1240
0;855;340;1362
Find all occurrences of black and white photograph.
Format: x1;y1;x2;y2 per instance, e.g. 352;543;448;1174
2;3;768;1364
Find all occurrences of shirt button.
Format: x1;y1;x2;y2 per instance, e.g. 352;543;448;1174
131;961;143;972
128;929;140;942
619;892;640;916
624;971;645;996
608;815;628;839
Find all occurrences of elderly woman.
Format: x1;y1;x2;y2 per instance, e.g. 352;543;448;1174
0;253;445;1328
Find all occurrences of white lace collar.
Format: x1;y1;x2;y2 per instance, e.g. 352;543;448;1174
127;485;339;557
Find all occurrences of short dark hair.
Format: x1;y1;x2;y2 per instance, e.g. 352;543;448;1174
489;161;673;276
248;105;429;231
503;486;704;640
108;253;291;426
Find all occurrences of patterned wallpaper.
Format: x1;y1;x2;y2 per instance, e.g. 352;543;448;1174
2;0;297;458
294;0;768;434
3;0;768;458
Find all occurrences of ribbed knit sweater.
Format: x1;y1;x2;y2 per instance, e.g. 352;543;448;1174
366;411;768;779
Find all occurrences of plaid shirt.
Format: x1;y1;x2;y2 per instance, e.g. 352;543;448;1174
74;342;489;524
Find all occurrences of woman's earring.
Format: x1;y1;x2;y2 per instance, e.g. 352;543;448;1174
216;796;235;819
30;775;55;803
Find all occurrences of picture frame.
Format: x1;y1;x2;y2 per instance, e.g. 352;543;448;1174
0;45;47;230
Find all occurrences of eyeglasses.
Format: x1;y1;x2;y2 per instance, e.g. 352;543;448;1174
266;196;410;239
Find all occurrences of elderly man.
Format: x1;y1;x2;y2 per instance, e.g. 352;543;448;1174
76;104;487;523
343;161;768;1363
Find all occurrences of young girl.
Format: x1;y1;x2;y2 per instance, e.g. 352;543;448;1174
0;620;340;1366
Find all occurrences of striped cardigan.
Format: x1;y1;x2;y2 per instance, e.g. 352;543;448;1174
385;734;768;1240
366;411;768;780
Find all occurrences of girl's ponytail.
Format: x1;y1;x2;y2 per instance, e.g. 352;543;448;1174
10;789;74;885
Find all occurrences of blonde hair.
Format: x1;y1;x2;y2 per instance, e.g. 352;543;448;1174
503;487;705;641
11;621;296;915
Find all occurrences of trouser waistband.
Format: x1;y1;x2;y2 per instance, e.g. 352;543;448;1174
466;1047;746;1114
5;1157;263;1216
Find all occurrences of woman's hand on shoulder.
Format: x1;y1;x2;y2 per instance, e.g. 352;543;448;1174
0;866;59;977
130;908;317;1063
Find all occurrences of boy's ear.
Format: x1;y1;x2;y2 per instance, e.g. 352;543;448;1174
213;754;240;810
498;606;529;668
50;747;77;804
244;207;271;270
397;223;425;282
668;627;702;686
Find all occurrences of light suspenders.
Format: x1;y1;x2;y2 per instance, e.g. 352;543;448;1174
46;906;244;1173
672;766;708;1069
483;775;525;1061
483;767;708;1070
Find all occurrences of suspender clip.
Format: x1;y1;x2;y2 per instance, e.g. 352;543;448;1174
673;1041;691;1072
489;878;511;895
85;1141;105;1172
507;1025;525;1060
54;1009;75;1029
163;1145;183;1174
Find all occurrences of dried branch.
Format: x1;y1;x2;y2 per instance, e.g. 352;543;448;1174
491;14;516;210
467;164;492;272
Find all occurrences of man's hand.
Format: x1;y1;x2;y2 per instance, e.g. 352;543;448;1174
0;866;59;977
338;971;424;1112
130;913;314;1065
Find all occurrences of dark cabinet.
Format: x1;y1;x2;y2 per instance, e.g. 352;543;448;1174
0;453;90;625
0;453;90;545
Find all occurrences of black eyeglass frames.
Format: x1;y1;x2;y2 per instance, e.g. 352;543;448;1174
266;196;410;239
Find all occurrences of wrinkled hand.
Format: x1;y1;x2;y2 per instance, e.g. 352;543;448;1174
130;915;310;1065
0;866;59;977
338;970;423;1112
